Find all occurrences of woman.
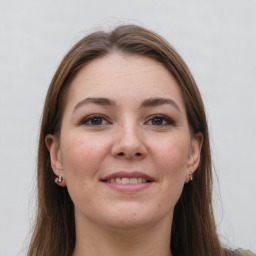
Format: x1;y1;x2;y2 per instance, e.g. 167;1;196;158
27;25;254;256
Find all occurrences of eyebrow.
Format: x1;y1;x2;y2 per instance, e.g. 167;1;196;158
73;97;116;112
140;97;180;111
73;96;180;112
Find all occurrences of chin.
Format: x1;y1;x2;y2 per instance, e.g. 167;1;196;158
98;202;164;231
105;216;152;231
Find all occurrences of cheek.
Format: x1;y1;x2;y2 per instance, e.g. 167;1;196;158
60;134;111;207
152;134;190;172
150;134;190;197
60;133;110;179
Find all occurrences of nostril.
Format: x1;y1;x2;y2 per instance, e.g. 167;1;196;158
117;152;142;157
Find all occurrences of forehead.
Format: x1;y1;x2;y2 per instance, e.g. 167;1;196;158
65;53;185;111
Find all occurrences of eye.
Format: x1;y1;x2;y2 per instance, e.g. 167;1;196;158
80;114;111;126
145;115;175;126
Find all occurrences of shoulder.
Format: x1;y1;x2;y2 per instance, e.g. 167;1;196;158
240;250;256;256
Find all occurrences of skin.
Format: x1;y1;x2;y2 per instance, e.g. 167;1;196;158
46;53;203;256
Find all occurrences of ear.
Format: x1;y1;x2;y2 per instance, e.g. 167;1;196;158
185;132;203;183
45;134;66;187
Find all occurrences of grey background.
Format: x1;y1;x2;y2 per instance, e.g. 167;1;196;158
0;1;255;255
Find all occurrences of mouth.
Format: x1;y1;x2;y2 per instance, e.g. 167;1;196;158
100;171;155;192
102;177;152;184
101;171;154;183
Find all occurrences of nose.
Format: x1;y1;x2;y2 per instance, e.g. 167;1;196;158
111;122;147;160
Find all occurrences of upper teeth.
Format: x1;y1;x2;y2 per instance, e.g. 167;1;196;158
107;177;147;184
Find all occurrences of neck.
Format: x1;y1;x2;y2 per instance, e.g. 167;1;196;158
73;214;173;256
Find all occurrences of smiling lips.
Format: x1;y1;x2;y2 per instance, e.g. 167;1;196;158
101;171;154;192
106;177;148;184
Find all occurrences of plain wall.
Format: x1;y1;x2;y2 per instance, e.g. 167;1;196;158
0;1;255;255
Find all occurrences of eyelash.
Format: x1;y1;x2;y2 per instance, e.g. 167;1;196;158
145;115;175;126
79;114;111;126
79;114;175;127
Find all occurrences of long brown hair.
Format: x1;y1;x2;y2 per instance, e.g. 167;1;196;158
28;25;238;256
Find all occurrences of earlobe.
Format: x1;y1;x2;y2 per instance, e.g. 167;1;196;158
45;134;66;187
185;132;203;183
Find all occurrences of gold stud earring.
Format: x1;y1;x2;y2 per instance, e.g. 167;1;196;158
56;175;63;184
189;172;193;182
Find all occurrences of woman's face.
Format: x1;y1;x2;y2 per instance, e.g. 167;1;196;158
47;53;202;231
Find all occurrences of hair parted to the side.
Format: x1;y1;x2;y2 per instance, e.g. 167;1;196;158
28;25;239;256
